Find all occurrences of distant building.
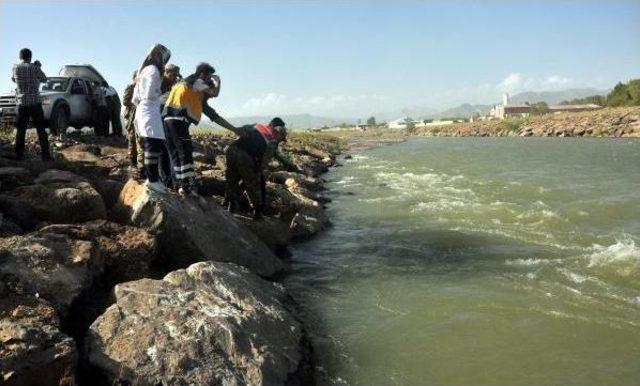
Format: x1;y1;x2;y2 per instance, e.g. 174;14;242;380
489;104;531;119
387;117;411;130
489;93;531;119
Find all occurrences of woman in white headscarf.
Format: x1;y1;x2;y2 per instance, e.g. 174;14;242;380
132;44;171;193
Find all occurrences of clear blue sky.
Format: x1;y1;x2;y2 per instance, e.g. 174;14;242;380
1;0;639;118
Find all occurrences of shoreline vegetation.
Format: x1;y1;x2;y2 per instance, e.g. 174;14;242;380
0;104;637;384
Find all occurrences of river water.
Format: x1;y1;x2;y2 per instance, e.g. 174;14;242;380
284;137;640;386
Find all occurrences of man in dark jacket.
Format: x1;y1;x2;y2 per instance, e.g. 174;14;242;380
9;48;52;161
225;117;298;220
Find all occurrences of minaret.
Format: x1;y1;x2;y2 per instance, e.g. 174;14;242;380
502;93;509;106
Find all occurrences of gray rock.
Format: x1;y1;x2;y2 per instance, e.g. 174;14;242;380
111;179;284;278
0;221;156;318
0;213;22;237
236;215;291;255
1;169;107;224
0;167;32;192
289;212;328;239
0;294;77;386
86;261;307;386
90;178;124;209
38;220;157;283
0;195;40;231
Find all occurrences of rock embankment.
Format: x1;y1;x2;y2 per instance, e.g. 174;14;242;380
416;107;640;138
0;131;340;385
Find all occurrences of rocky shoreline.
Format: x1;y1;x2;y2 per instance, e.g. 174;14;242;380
415;107;640;138
0;130;343;385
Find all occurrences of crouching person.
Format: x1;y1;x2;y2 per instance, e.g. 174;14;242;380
132;44;172;193
162;62;237;196
225;118;297;220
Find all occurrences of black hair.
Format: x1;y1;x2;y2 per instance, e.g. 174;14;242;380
185;63;216;86
270;117;285;127
196;62;215;76
19;48;32;62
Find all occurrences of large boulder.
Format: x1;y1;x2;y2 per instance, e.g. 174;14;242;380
111;179;284;278
0;221;156;319
0;213;22;237
38;220;157;283
0;166;32;192
0;294;77;386
0;232;100;319
0;169;107;225
85;261;309;386
0;195;40;231
237;215;291;255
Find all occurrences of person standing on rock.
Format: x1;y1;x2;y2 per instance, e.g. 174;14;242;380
225;118;300;220
123;71;143;169
162;62;238;196
9;48;52;161
92;81;109;136
132;43;172;193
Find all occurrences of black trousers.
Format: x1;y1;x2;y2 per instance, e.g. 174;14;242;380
163;118;195;188
143;137;166;183
15;104;50;159
94;106;109;136
107;96;123;136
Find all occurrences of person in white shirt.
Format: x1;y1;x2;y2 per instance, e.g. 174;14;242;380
132;43;171;193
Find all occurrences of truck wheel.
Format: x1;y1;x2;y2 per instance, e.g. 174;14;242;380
50;105;69;136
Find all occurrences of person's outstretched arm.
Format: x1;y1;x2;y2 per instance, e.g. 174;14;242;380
202;99;239;135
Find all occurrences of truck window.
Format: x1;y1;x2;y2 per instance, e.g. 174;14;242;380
71;79;86;94
41;78;70;92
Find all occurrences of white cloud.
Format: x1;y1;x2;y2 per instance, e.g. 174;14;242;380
497;73;525;91
496;73;574;93
541;75;572;87
229;93;390;117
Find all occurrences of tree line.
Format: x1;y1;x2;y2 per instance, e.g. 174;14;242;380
561;78;640;107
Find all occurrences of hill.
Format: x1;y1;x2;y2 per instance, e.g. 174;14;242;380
508;88;607;105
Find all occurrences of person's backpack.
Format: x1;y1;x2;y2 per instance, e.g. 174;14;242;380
122;83;135;109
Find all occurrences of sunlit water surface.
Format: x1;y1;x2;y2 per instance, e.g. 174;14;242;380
285;137;640;386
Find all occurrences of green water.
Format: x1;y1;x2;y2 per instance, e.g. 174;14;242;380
285;138;640;386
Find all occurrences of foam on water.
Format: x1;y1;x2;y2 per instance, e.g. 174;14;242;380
586;236;640;276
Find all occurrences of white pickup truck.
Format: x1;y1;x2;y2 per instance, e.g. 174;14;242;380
0;64;116;134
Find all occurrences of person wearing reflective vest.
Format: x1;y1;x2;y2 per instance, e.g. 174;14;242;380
225;117;298;220
162;62;237;195
132;43;172;193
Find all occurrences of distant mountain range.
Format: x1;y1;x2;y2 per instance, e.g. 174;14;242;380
426;88;608;119
201;88;608;129
507;88;607;105
200;113;359;130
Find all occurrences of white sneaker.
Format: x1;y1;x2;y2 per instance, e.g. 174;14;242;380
145;180;168;194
